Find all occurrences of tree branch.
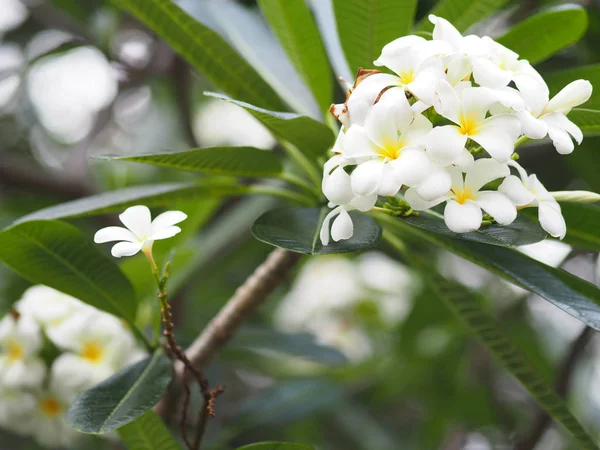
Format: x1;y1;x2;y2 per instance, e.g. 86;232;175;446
516;326;595;450
155;248;302;421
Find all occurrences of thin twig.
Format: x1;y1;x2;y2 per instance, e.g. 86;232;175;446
516;327;595;450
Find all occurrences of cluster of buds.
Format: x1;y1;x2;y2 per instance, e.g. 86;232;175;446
0;286;146;448
321;15;593;244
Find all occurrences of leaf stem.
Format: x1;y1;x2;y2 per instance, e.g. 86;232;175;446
247;185;315;206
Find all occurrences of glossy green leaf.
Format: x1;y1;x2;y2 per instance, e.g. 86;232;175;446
258;0;332;113
391;247;598;450
206;92;335;158
332;0;417;73
68;350;171;434
496;5;588;65
0;220;137;323
237;443;314;450
402;213;546;247
569;108;600;136
118;411;182;450
415;0;509;32
115;0;285;111
557;202;600;252
378;213;600;331
252;207;381;255
546;65;600;110
98;147;283;178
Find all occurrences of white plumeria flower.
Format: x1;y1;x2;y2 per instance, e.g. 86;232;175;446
0;388;37;435
342;88;451;199
319;194;377;246
94;205;187;258
498;161;566;239
517;79;592;153
0;314;46;388
428;80;521;163
405;159;516;233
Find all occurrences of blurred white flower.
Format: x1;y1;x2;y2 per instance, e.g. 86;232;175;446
0;387;36;435
0;0;28;34
518;240;572;268
0;315;46;389
94;205;187;258
0;44;24;110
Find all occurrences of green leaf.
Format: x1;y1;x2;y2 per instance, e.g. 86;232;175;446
258;0;332;113
567;136;600;193
237;443;314;450
118;411;182;450
98;147;283;178
206;92;335;158
68;350;171;434
0;220;137;323
569;108;600;136
402;213;546;247
378;213;600;331
390;246;598;450
557;202;600;252
546;65;600;110
114;0;285;111
496;5;588;65
415;0;509;33
332;0;417;73
252;207;382;255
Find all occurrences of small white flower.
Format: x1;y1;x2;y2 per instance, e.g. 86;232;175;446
0;387;37;435
406;159;516;233
499;161;567;239
94;205;187;258
0;314;46;389
319;197;376;246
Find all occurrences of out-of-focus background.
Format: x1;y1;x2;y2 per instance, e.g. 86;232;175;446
1;0;600;449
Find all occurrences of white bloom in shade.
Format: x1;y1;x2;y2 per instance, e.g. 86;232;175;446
498;161;567;239
94;205;187;258
519;240;572;268
0;388;36;435
428;80;521;163
406;159;516;233
0;315;46;389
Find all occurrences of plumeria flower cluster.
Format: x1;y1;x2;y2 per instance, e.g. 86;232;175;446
0;286;146;448
321;15;593;244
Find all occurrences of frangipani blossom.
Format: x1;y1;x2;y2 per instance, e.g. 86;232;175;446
319;194;377;246
0;315;46;389
0;388;36;435
406;159;516;233
428;80;521;163
94;205;187;258
499;161;566;239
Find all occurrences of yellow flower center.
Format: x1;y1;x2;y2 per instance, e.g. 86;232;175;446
459;114;479;136
454;187;476;204
398;70;415;84
376;137;404;160
6;340;24;362
81;342;104;364
40;397;63;417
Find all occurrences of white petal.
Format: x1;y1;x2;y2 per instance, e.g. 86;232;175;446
347;73;399;126
545;122;575;155
118;205;151;238
430;15;464;50
461;87;498;122
434;79;461;123
323;166;354;205
351;159;385;197
110;241;143;258
377;163;402;196
453;148;475;171
543;112;583;145
546;79;593;114
465;158;510;192
391;148;432;187
331;209;354;242
364;90;407;147
538;201;566;239
516;111;548;140
404;188;448;211
350;194;377;211
513;70;549;113
426;125;467;165
406;65;444;105
444;200;483;233
342;125;378;160
498;175;536;206
151;210;187;234
472;58;512;89
150;226;182;241
93;226;137;244
470;115;520;162
374;35;426;70
446;55;472;85
474;191;517;225
319;206;341;246
415;168;452;201
401;113;432;147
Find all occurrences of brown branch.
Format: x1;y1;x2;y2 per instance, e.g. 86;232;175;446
516;326;595;450
155;248;302;423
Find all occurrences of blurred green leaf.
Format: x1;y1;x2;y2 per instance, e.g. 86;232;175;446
68;350;171;434
567;135;600;192
496;4;588;65
206;92;335;159
546;65;600;110
415;0;509;32
332;0;417;73
570;108;600;136
0;220;137;325
115;0;286;111
401;213;546;247
252;207;382;255
378;213;600;332
118;411;182;450
557;202;600;252
98;147;284;178
258;0;332;113
237;443;314;450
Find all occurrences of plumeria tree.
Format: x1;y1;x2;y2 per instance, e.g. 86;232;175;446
2;0;600;449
